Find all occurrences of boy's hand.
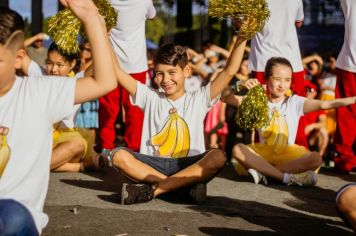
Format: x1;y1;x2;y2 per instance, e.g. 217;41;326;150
60;0;99;23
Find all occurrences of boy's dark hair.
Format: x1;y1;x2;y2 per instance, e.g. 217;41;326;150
48;43;80;72
264;57;293;80
0;7;24;45
155;44;188;69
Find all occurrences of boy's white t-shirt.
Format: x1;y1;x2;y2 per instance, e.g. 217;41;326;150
131;82;219;156
28;60;81;129
259;95;306;145
0;76;76;233
109;0;156;73
336;0;356;72
249;0;304;72
184;75;203;92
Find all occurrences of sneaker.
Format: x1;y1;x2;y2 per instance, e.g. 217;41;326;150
287;171;318;186
99;148;112;167
189;183;207;205
121;183;154;205
247;168;268;185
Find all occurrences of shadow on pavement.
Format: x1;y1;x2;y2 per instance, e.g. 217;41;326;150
199;227;275;235
59;168;128;193
188;196;353;235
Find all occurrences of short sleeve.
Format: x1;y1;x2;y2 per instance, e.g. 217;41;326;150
296;0;304;22
130;82;158;110
35;77;76;123
293;95;307;117
195;82;220;110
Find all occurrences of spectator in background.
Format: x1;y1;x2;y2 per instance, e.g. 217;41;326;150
76;42;99;154
319;55;337;139
249;0;305;96
24;32;49;68
97;0;156;156
334;0;356;173
303;80;329;157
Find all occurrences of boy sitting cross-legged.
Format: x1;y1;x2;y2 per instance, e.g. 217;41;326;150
109;22;248;205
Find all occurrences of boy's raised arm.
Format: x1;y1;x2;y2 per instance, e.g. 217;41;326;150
111;48;138;96
210;34;246;100
61;0;117;104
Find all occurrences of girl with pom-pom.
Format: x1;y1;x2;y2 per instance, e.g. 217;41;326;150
222;57;356;186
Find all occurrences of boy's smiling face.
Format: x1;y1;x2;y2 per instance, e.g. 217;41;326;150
155;63;191;100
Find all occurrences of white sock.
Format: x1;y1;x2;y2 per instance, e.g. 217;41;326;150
282;173;290;184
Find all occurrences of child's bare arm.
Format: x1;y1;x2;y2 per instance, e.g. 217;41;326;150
220;87;242;107
220;79;259;107
210;35;246;100
24;33;46;48
63;0;117;104
304;96;356;114
111;49;137;96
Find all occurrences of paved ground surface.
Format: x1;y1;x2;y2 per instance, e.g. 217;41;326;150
43;164;356;236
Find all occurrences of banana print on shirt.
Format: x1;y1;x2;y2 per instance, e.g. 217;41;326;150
150;108;190;158
0;133;11;177
261;109;289;154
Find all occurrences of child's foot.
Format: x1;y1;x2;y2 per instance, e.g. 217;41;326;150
189;183;207;204
287;171;318;186
80;153;108;172
247;168;268;185
121;183;154;205
100;148;112;167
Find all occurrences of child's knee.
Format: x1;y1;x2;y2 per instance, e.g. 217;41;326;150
309;152;322;169
112;149;130;168
206;149;226;169
68;138;85;156
232;144;244;159
338;187;356;215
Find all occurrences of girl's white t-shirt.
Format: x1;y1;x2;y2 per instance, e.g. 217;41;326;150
131;82;219;157
0;76;76;233
259;95;306;145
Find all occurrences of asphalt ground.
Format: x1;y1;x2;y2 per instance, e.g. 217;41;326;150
43;164;356;236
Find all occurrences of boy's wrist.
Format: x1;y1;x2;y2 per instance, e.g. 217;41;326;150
82;13;101;26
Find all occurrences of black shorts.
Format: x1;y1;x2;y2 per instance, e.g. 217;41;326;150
110;147;209;176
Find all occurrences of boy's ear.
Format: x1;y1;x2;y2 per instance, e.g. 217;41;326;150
183;64;192;77
14;49;26;70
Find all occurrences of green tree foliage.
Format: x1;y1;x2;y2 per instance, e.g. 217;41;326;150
146;14;165;44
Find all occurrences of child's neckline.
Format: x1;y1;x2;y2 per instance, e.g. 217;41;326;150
165;92;187;103
268;96;288;104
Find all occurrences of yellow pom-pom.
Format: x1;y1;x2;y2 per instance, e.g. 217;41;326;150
48;0;117;54
209;0;270;40
236;85;269;130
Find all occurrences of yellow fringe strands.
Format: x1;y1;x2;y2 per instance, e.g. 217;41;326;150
48;0;117;54
209;0;270;40
236;85;269;130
